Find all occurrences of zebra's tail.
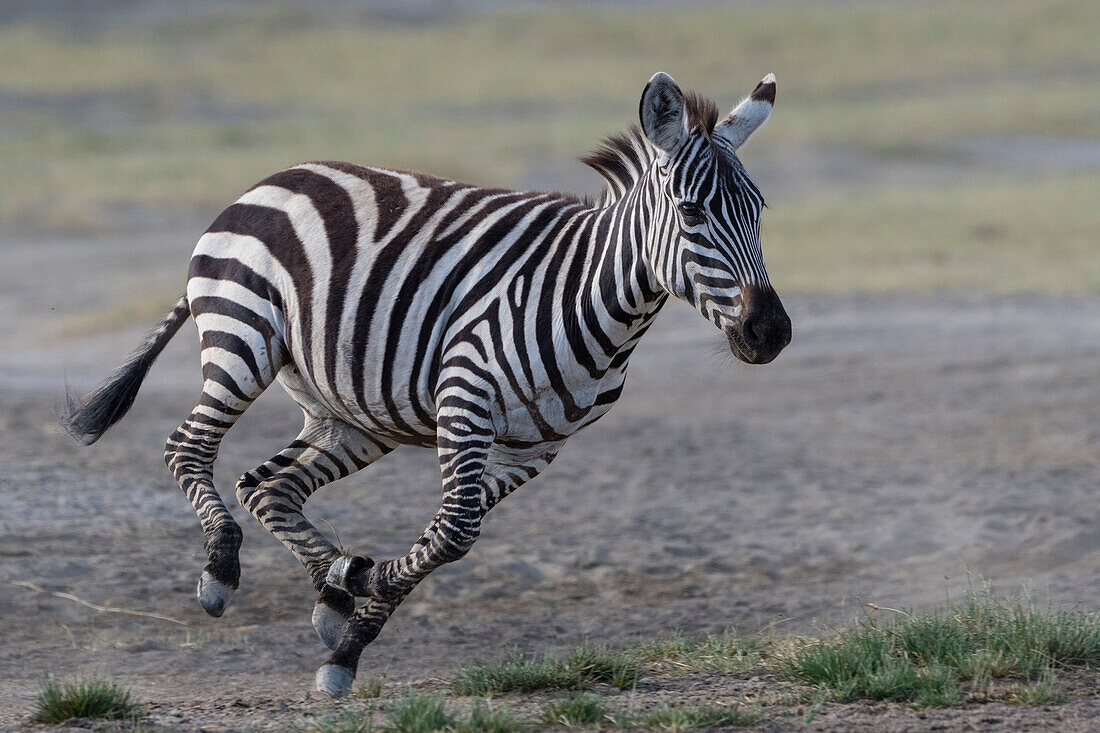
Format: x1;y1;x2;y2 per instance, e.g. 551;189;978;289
60;294;191;445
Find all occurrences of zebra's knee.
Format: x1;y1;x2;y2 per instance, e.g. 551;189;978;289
164;426;219;481
234;471;262;510
429;525;480;566
235;471;305;517
163;427;187;471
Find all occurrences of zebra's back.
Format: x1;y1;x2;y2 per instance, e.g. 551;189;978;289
187;161;594;445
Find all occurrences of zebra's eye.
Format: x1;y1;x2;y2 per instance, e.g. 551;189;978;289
678;201;703;221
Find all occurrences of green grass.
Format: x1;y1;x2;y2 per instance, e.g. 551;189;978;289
307;695;517;733
31;677;141;724
764;171;1100;293
5;2;1097;139
356;676;385;700
443;588;1100;717
1008;672;1065;705
307;590;1099;731
385;695;453;733
617;703;761;731
631;630;771;676
540;692;608;728
450;656;577;697
309;709;378;733
781;589;1100;706
454;700;520;733
563;642;641;690
450;642;640;697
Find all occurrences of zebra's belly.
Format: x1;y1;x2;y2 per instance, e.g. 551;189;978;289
276;349;442;447
284;370;620;449
279;358;624;449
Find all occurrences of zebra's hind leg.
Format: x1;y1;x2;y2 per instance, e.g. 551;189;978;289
165;375;269;617
235;415;396;650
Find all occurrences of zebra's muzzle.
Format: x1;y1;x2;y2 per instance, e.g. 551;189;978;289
726;285;791;364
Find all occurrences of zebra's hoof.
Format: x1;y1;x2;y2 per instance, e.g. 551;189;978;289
326;554;374;596
197;569;233;617
326;556;353;592
312;602;348;651
315;664;355;698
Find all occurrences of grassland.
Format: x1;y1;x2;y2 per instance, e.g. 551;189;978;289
2;1;1098;294
767;172;1100;293
293;588;1100;730
34;589;1098;730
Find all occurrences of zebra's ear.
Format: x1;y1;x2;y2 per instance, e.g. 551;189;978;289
714;73;776;151
639;72;687;155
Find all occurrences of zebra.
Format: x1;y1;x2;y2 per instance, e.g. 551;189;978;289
62;71;791;697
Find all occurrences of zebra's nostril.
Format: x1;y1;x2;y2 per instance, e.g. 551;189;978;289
742;314;766;348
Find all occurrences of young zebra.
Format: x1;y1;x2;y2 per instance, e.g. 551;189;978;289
62;72;791;696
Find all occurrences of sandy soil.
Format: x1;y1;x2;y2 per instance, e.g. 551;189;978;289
1;228;1099;731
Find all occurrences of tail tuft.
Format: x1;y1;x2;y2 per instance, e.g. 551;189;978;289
59;295;190;445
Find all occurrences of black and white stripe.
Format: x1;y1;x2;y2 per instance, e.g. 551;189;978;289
62;72;790;696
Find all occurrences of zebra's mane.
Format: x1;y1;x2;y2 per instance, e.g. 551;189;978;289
581;91;720;203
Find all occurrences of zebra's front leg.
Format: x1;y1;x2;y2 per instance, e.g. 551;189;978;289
317;440;563;697
318;500;485;696
234;416;396;649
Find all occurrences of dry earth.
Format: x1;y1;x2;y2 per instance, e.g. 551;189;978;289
1;228;1099;730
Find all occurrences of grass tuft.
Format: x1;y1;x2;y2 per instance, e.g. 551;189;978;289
307;696;515;733
31;677;140;724
631;631;771;676
782;588;1100;706
316;588;1097;730
620;702;761;731
356;676;385;699
1008;672;1064;705
450;655;575;696
453;699;519;733
541;692;607;727
385;694;453;733
450;642;640;696
563;642;641;690
308;709;378;733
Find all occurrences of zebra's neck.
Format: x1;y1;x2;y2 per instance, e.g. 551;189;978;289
551;170;668;378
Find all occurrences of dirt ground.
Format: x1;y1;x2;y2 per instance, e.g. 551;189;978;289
1;225;1098;731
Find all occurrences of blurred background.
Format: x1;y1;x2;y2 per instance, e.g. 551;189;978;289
2;0;1098;301
1;2;1099;724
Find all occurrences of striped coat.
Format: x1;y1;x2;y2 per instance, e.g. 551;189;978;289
62;72;790;696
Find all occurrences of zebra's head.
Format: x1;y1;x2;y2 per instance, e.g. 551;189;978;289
638;72;791;365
